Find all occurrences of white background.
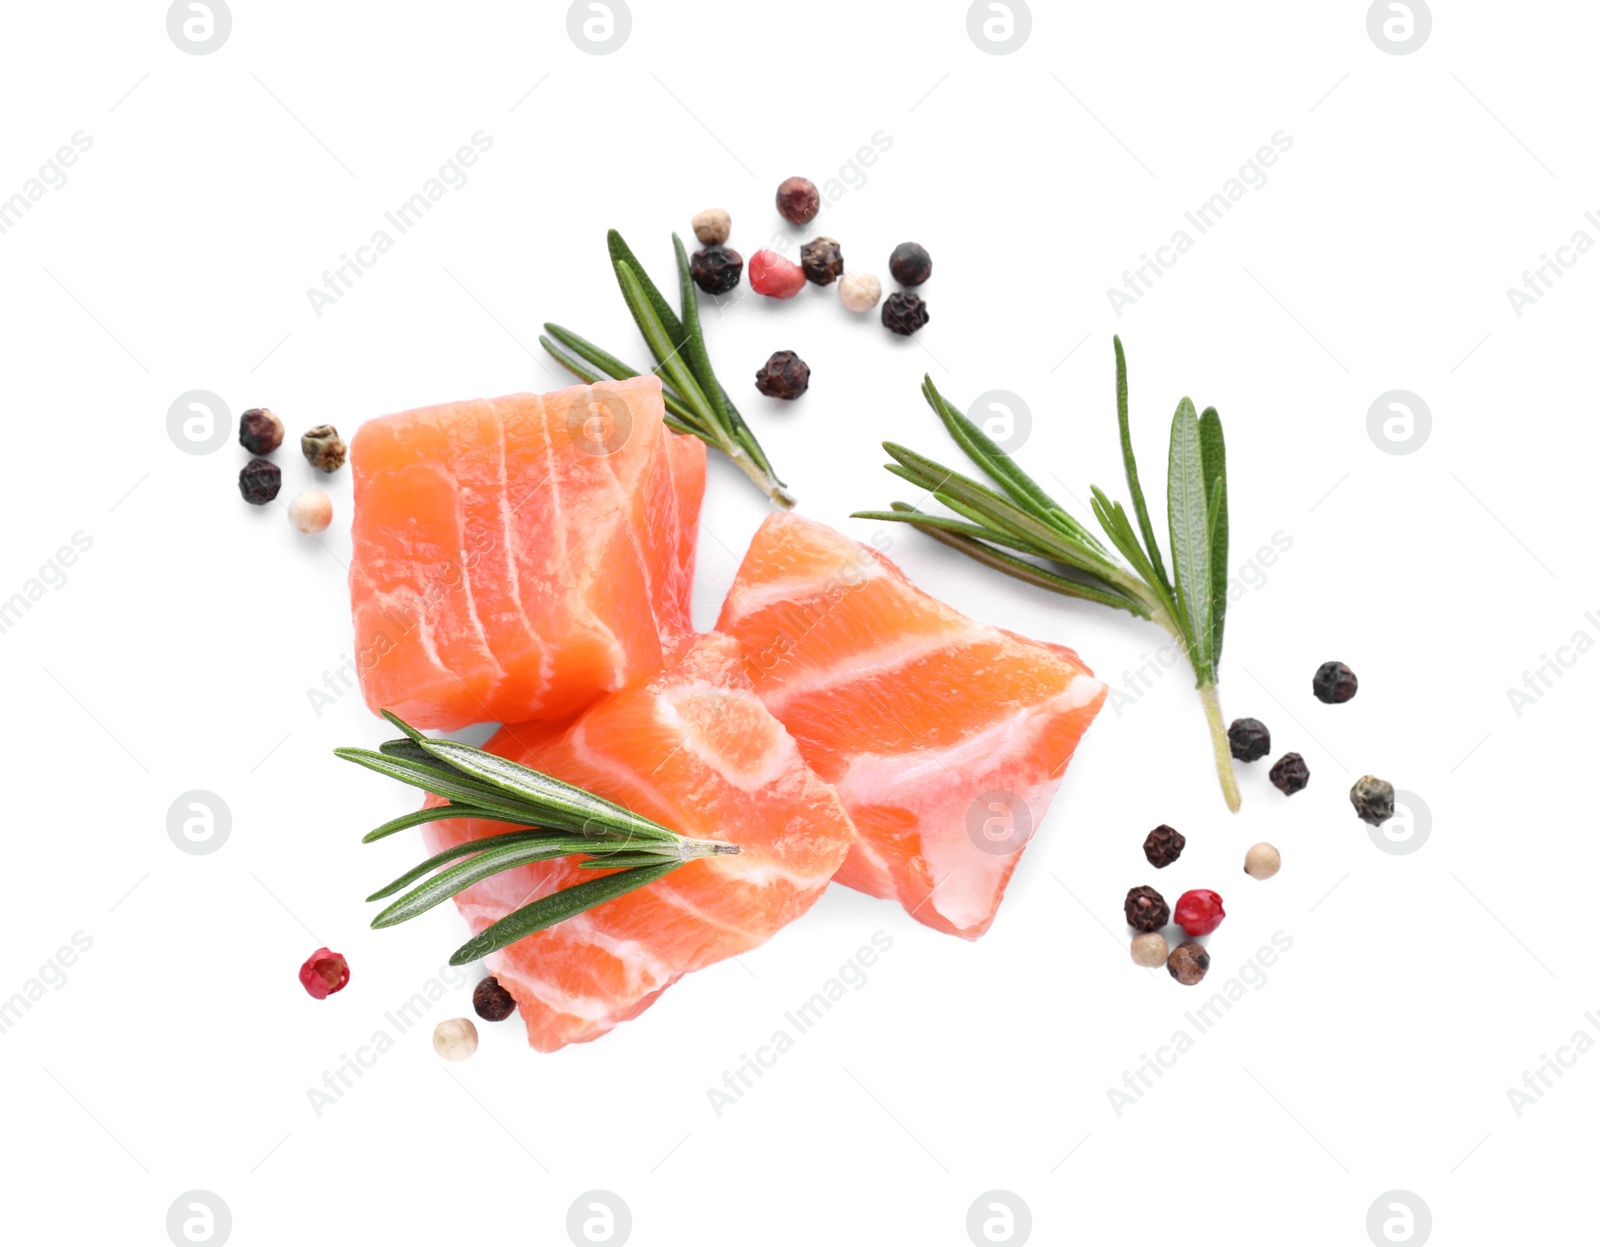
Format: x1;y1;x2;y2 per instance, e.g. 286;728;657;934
1;2;1594;1244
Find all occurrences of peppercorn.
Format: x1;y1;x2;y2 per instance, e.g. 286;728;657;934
1349;774;1395;826
1124;885;1169;932
1142;824;1185;868
302;424;347;472
800;237;844;285
1228;717;1271;762
1313;660;1358;704
1244;842;1281;880
473;975;517;1022
754;350;810;400
889;242;932;286
433;1017;479;1062
838;272;882;313
1130;932;1169;968
748;249;808;299
1173;889;1226;936
288;489;333;534
1269;752;1309;795
298;947;349;999
775;176;820;225
881;292;929;336
239;407;283;455
691;207;731;246
238;457;281;505
1167;941;1210;986
691;245;744;295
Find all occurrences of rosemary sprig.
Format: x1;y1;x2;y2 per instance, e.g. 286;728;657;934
337;712;739;964
542;229;795;509
852;338;1243;811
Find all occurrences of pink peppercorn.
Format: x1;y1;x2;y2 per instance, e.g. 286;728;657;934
1173;890;1226;937
748;250;807;299
298;948;350;999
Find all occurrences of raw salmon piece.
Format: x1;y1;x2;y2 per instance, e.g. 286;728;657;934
716;513;1106;940
348;377;705;729
421;633;856;1052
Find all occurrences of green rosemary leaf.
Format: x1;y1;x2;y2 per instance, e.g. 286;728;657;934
1114;336;1173;596
923;377;1105;553
716;384;777;478
864;503;1151;616
1167;398;1213;679
372;836;619;928
411;736;680;844
883;444;1125;581
449;863;683;965
851;508;1056;561
365;830;556;900
1199;405;1229;666
673;234;729;433
538;334;705;437
574;850;687;870
335;748;557;827
1089;487;1160;590
361;804;507;845
607;229;687;345
615;260;716;419
541;322;641;383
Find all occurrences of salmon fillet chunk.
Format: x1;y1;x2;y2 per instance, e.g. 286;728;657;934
421;632;857;1051
348;376;706;729
716;513;1107;940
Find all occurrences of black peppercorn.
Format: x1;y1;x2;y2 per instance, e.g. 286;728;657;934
1349;774;1395;826
889;242;932;286
472;975;517;1022
1269;752;1310;795
754;350;810;400
1167;941;1210;986
800;237;844;285
1228;717;1271;762
1142;824;1185;868
881;292;929;336
775;176;820;225
302;424;347;472
691;245;744;295
1124;885;1169;932
239;407;283;455
238;457;281;505
1312;661;1358;704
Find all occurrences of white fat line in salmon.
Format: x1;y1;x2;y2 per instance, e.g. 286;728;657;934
705;931;895;1119
0;931;93;1037
304;963;471;1118
734;540;892;683
305;130;494;319
1106;530;1292;718
1104;930;1293;1120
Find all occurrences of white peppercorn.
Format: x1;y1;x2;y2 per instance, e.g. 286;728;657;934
433;1017;479;1061
1243;842;1281;880
838;272;882;313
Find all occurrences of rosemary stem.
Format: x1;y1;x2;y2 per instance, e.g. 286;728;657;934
678;838;742;859
1197;682;1242;813
727;444;796;510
